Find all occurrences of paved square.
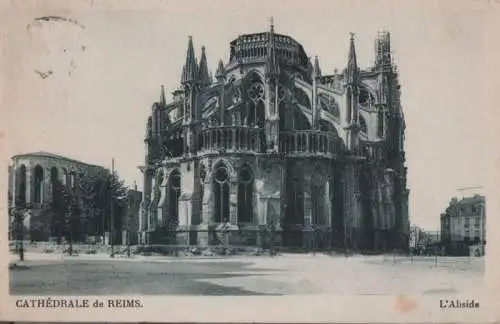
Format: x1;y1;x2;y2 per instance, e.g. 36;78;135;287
9;253;484;296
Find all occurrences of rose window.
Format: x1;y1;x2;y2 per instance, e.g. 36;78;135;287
247;82;264;101
214;166;229;184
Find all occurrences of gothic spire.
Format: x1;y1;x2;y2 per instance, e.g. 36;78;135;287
198;46;211;87
215;59;225;81
375;31;392;70
181;36;198;85
160;85;166;106
313;55;322;79
266;17;279;77
346;32;358;84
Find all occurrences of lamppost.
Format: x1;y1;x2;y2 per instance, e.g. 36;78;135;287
110;158;115;258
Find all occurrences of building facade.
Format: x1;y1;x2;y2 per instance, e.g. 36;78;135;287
440;195;486;255
139;24;409;251
8;151;105;241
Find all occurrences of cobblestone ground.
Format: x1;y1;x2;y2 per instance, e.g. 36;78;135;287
9;252;484;296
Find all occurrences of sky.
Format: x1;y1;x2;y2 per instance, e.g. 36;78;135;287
2;0;497;231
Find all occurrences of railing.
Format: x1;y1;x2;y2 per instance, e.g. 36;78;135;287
199;126;265;153
279;130;338;157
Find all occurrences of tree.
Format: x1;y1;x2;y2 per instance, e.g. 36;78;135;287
9;205;26;262
52;178;84;255
79;169;128;245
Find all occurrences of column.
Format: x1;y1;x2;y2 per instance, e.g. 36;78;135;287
157;180;168;226
232;128;236;151
201;181;213;224
303;174;312;225
324;180;332;226
11;166;16;208
229;182;238;225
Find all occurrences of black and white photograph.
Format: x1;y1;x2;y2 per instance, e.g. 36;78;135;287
1;0;499;322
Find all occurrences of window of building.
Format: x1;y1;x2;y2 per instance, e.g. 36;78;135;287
464;217;469;228
465;230;470;241
475;216;480;227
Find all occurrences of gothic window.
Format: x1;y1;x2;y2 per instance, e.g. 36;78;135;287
168;169;181;226
213;164;230;223
285;176;304;226
61;168;68;186
50;167;59;204
237;166;254;224
33;165;44;204
311;172;325;225
377;109;384;138
16;165;27;206
245;95;265;128
359;115;368;134
247;82;265;101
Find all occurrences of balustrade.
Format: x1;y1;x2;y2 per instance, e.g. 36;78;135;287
200;126;265;153
279;130;338;157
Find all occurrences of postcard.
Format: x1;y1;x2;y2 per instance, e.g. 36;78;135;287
1;0;499;322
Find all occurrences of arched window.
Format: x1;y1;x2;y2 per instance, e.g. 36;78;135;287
33;165;44;204
245;82;265;127
286;176;304;226
311;171;325;225
237;165;253;224
61;168;68;186
168;170;181;226
359;115;368;134
377;109;385;138
50;167;59;203
16;165;27;206
213;164;230;223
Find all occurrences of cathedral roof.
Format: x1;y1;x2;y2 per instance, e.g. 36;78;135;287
11;151;104;169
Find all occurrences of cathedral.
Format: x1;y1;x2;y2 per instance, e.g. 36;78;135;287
139;22;410;252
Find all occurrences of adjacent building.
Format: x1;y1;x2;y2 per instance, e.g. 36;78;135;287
8;151;105;241
440;195;486;256
139;24;410;252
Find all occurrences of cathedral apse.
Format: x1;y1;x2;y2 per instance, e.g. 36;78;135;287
139;23;409;252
